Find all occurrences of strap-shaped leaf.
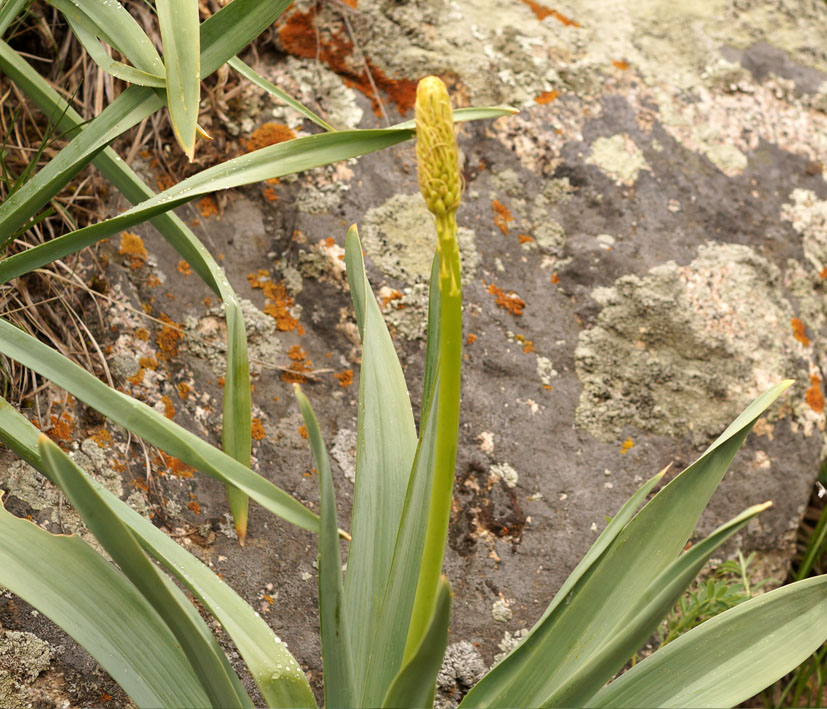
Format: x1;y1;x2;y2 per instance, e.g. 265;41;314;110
0;493;211;709
590;575;827;708
0;0;29;37
360;253;442;705
381;576;452;709
0;398;316;708
0;319;319;532
295;385;354;708
343;226;419;700
156;0;200;158
63;13;165;87
39;436;251;709
460;381;793;707
0;39;254;541
0;0;294;235
548;502;772;707
47;0;165;76
0;128;414;282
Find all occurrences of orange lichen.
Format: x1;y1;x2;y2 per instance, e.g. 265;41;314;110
491;200;514;235
518;234;535;244
246;122;296;152
145;275;161;288
262;186;279;202
288;345;307;361
334;369;354;387
48;411;74;443
820;267;827;279
217;376;225;387
535;90;559;105
488;283;525;316
807;374;824;413
466;333;477;345
160;452;194;478
129;369;146;387
543;384;553;391
278;8;420;116
177;260;192;276
298;424;309;439
620;438;635;454
197;196;219;218
187;500;201;514
135;327;149;341
518;0;579;25
139;356;157;370
119;232;147;269
90;427;112;448
381;288;404;308
265;282;304;333
161;395;175;419
177;382;191;399
550;273;560;284
792;317;810;347
612;59;630;70
251;418;267;440
282;359;313;383
522;341;535;353
156;313;183;361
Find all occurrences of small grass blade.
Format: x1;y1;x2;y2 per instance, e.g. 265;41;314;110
156;0;200;158
0;319;320;533
228;56;335;132
381;576;452;709
295;384;354;708
460;381;794;707
343;226;418;701
0;493;211;708
0;0;30;37
0;398;316;708
39;435;251;709
590;575;827;708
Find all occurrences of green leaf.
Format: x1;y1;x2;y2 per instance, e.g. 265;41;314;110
343;225;418;703
548;502;772;707
62;13;165;88
0;0;29;38
295;385;354;708
46;0;165;76
0;493;211;709
460;381;794;707
228;56;335;132
0;0;294;235
156;0;200;158
0;40;253;542
0;127;414;283
381;576;452;709
0;319;319;533
590;575;827;708
0;398;316;708
39;436;251;709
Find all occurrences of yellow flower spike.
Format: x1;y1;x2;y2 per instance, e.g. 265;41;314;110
415;76;462;296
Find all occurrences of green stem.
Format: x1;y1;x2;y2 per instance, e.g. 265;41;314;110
404;211;462;661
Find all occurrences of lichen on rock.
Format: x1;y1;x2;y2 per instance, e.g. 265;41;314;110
362;192;479;285
575;242;808;443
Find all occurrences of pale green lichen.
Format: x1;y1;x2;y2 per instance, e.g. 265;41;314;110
362;193;479;285
587;134;649;185
490;462;519;488
0;630;52;709
575;243;810;443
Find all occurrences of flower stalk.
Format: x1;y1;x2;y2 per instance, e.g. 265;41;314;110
404;76;464;661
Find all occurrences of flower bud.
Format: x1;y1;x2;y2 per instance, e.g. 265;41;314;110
415;76;461;218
